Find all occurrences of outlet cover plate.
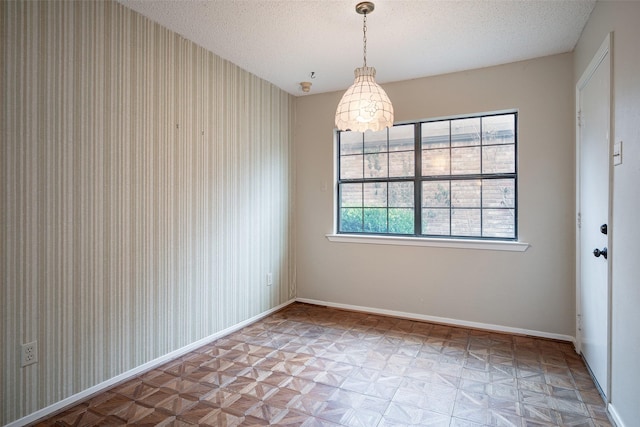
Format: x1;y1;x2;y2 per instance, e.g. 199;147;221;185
21;341;38;367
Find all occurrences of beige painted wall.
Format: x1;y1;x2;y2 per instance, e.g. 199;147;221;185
1;1;294;424
574;2;640;425
295;53;575;336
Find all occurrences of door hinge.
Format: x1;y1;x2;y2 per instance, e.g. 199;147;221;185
577;212;581;229
577;314;582;332
577;111;581;127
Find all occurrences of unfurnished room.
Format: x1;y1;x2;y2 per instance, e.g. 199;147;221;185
1;1;639;426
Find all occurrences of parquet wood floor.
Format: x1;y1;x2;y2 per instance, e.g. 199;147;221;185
35;303;611;426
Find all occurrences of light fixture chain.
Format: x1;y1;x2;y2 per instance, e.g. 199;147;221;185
362;12;367;67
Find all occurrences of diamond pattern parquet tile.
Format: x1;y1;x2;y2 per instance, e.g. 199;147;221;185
34;302;612;426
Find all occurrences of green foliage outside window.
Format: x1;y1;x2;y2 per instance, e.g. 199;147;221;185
340;208;414;234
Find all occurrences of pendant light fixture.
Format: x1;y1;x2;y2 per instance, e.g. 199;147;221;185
335;1;394;133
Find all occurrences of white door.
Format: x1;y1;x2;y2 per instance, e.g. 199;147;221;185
577;35;611;398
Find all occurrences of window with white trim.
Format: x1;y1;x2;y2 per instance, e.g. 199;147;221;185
337;111;517;240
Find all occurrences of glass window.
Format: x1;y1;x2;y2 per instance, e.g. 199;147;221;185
337;111;517;240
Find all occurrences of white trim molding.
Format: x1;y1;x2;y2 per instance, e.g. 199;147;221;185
296;297;574;343
326;234;529;252
7;299;296;427
608;403;624;427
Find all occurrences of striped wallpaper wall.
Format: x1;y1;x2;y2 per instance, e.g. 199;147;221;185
1;1;295;423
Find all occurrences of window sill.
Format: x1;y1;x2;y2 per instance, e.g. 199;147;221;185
325;234;529;252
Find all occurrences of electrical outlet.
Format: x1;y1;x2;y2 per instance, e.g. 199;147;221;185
21;341;38;367
266;272;273;287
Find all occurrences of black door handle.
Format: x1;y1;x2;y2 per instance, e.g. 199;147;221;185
593;247;608;259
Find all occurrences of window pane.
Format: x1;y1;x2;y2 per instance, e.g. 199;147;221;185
389;151;414;177
422;208;449;235
364;153;388;178
422;181;450;207
340;208;363;232
364;182;387;207
482;114;515;145
452;208;481;236
483;209;515;238
451;180;481;208
340;131;363;155
363;130;387;154
337;112;516;240
422;121;449;149
389;182;414;207
389;124;415;152
452;117;480;147
340;154;363;179
389;208;414;234
483;179;515;208
364;208;387;233
482;145;515;174
422;148;450;176
340;183;362;207
452;146;480;174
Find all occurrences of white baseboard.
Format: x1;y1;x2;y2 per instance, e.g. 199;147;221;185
7;299;296;427
608;403;624;427
295;298;575;343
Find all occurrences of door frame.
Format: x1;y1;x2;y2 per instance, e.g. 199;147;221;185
575;32;613;401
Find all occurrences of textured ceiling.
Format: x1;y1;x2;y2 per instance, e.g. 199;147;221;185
117;0;596;96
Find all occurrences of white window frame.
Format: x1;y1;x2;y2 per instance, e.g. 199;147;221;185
327;110;529;252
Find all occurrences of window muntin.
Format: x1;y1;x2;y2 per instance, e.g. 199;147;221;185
337;112;517;240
